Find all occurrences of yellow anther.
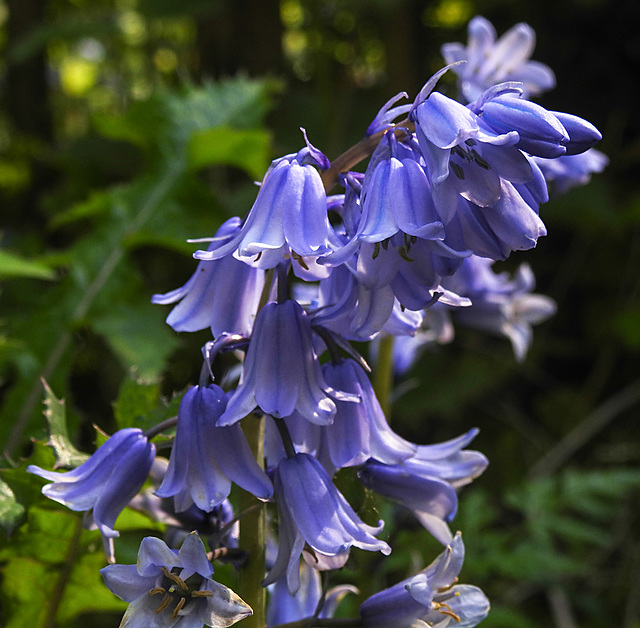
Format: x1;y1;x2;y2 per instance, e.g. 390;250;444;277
433;601;461;622
170;596;186;620
154;592;173;614
437;577;459;593
438;609;462;622
149;587;166;596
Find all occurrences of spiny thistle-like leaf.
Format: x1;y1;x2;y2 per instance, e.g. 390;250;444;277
41;380;89;470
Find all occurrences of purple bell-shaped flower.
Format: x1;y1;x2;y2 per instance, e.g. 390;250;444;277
28;427;155;539
152;217;265;338
156;384;273;512
264;453;391;594
218;300;358;426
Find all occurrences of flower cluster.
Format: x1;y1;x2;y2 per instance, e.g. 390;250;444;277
28;16;603;628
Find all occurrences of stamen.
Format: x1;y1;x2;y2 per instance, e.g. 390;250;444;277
465;138;477;146
437;577;459;593
161;566;188;591
372;242;381;259
192;590;214;598
398;246;414;262
450;161;465;180
439;609;462;622
154;592;173;614
433;601;461;621
149;587;166;596
470;149;491;170
170;597;186;620
292;251;310;270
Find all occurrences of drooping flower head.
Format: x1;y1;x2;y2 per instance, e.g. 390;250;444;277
155;384;273;513
358;430;487;545
101;532;252;628
152;217;265;338
28;427;155;540
264;452;391;595
194;133;333;269
217;299;358;427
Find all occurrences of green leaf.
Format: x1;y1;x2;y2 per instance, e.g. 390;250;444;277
0;249;55;280
0;478;25;536
0;506;126;627
113;372;183;434
188;126;271;179
0;442;56;512
92;301;180;381
41;380;89;469
112;374;162;431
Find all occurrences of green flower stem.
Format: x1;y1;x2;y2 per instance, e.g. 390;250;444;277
372;334;395;419
238;413;267;628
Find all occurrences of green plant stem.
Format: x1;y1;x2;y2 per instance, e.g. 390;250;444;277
372;334;395;419
238;413;267;628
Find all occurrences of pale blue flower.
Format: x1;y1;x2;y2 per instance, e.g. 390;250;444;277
101;533;251;628
442;16;555;102
443;255;556;360
28;427;155;539
535;148;608;195
359;533;490;628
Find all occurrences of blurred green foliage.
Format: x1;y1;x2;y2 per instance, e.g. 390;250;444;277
1;0;639;627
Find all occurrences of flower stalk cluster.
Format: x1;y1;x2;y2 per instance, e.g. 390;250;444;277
27;16;604;628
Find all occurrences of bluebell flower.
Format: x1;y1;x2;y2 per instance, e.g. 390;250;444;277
217;300;358;426
101;532;252;628
356;133;444;242
28;427;155;540
156;384;273;512
194;135;332;268
264;453;391;594
442;15;555;102
152;217;265;338
534;148;608;195
320;359;416;468
412;89;540;229
442;255;556;360
358;460;458;545
359;533;490;628
472;89;569;158
266;559;356;627
359;429;487;544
